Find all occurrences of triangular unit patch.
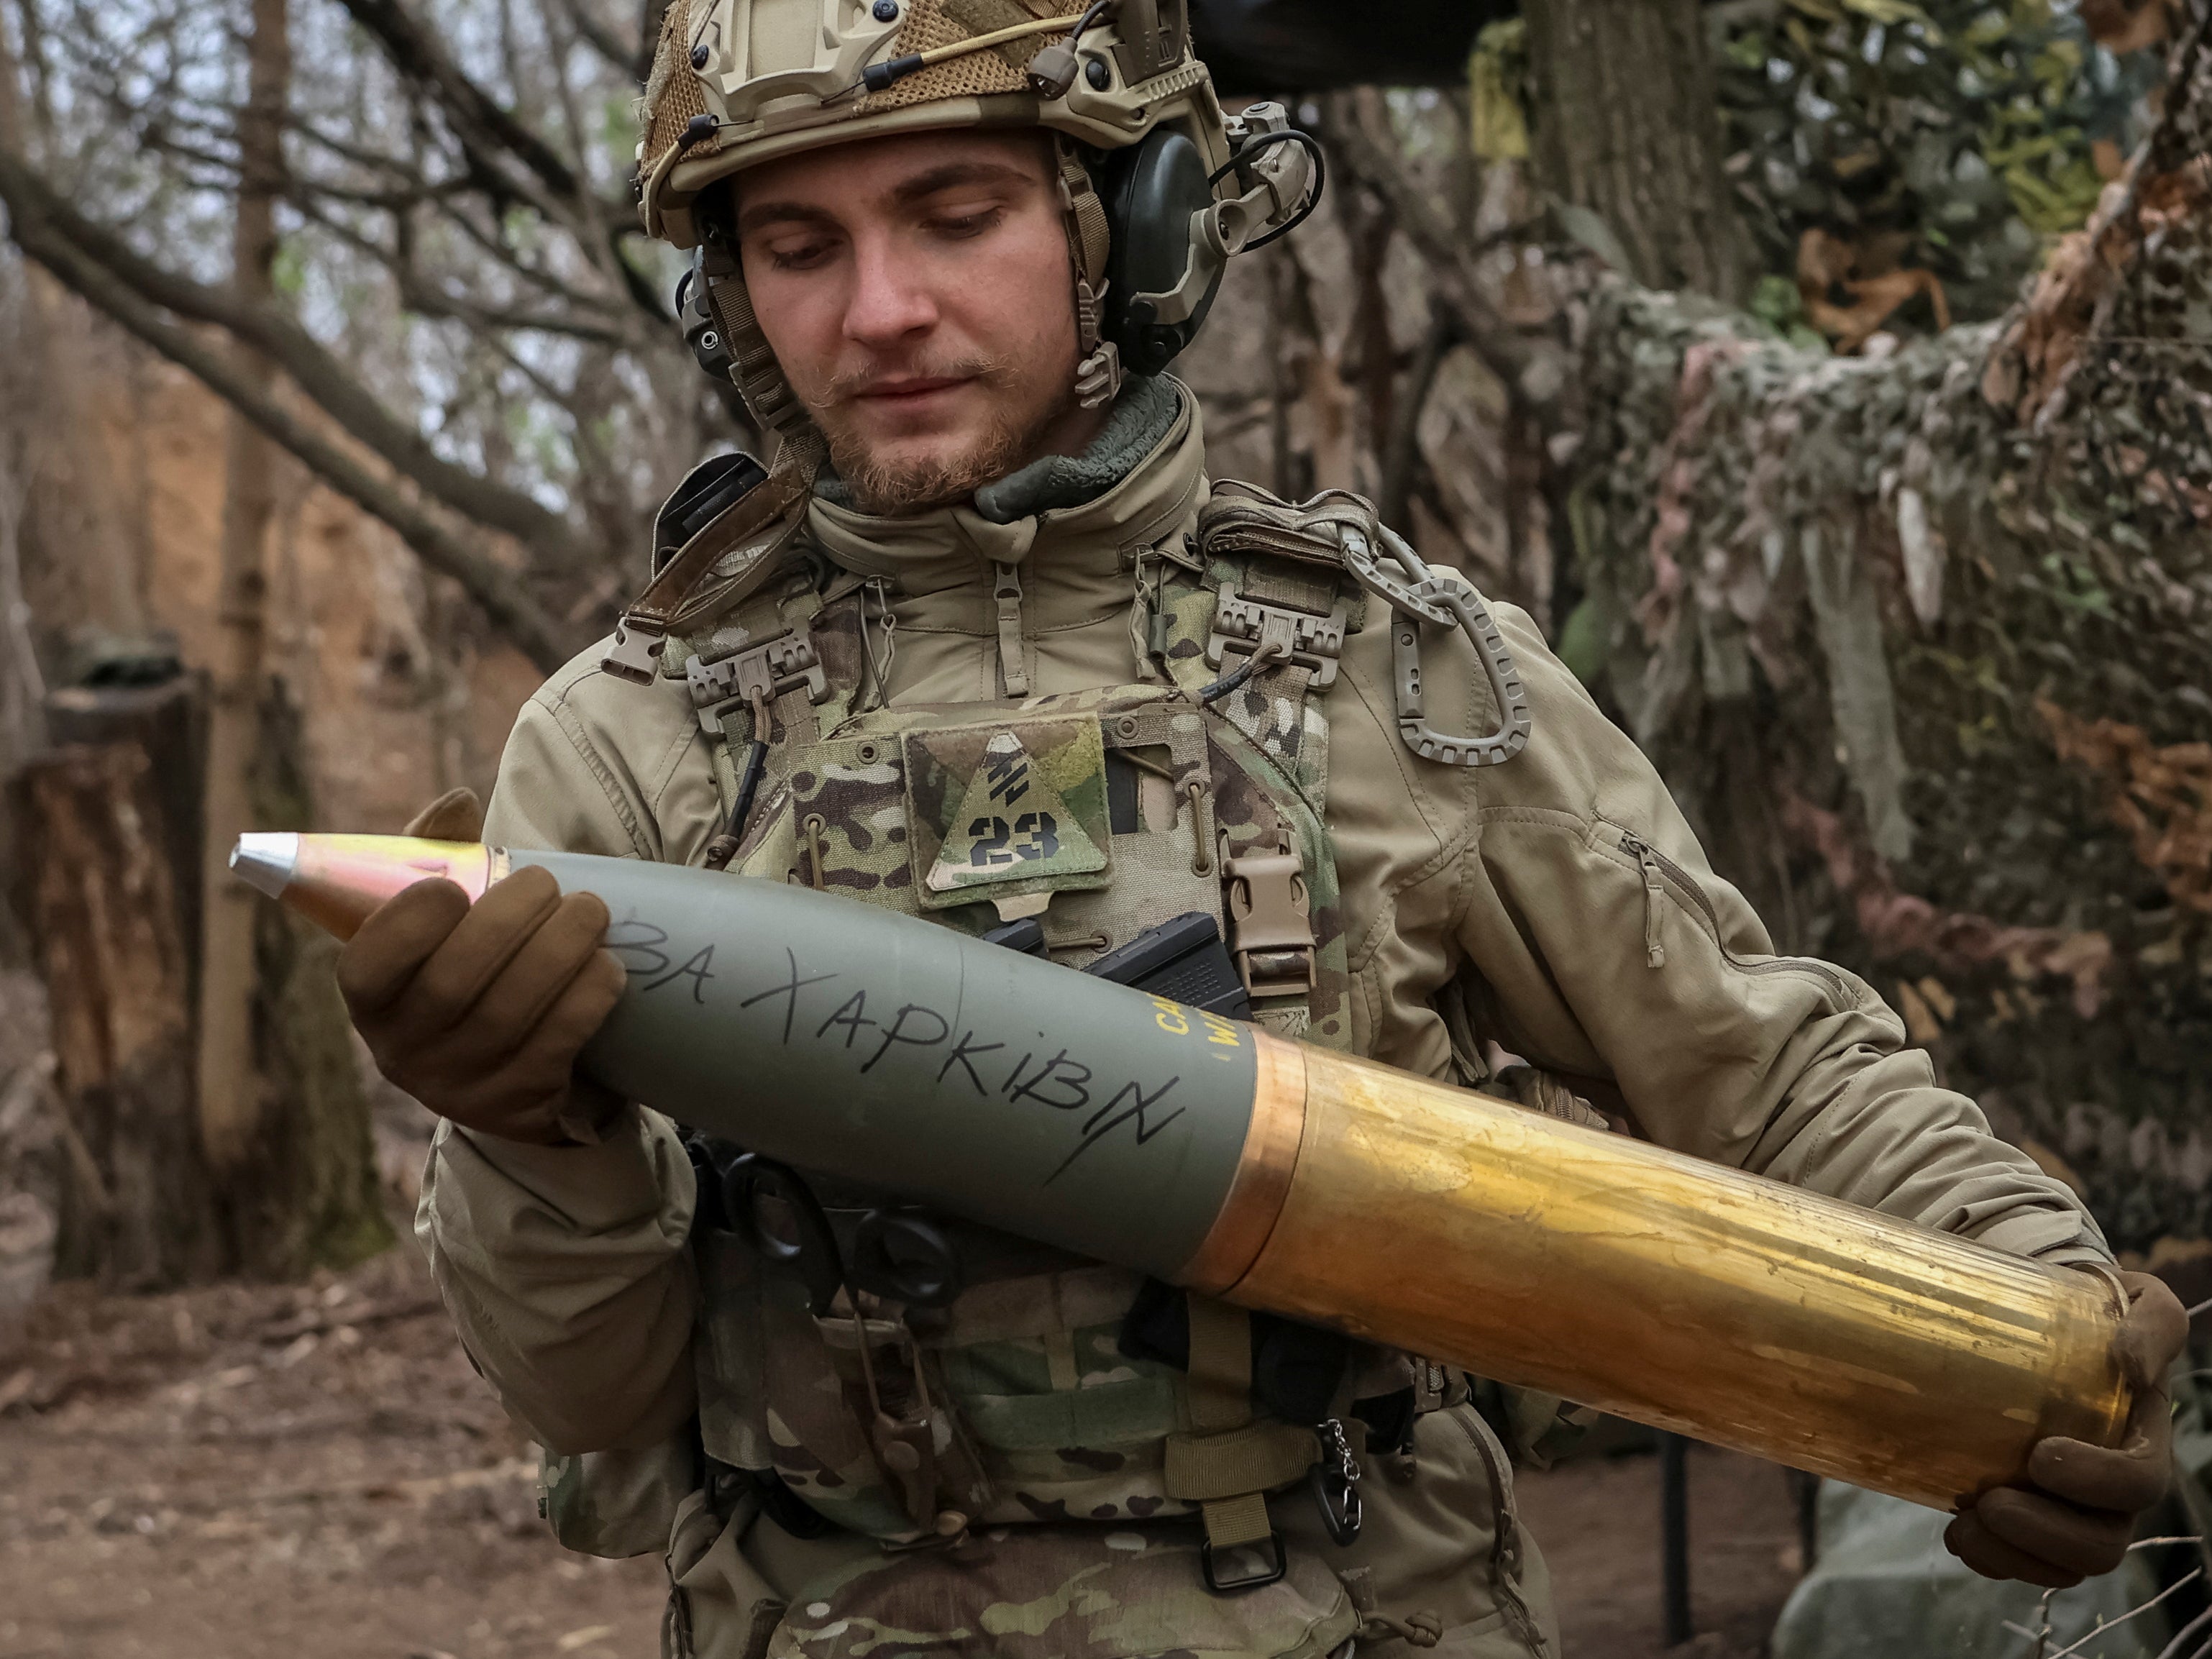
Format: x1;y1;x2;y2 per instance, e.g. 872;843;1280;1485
918;726;1110;897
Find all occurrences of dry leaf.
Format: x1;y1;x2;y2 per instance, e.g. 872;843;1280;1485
2042;700;2212;913
1896;980;1944;1046
1798;229;1953;353
2080;0;2174;54
1915;977;1957;1022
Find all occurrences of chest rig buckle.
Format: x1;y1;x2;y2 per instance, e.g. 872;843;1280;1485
1205;580;1349;689
1221;831;1317;1000
687;621;829;733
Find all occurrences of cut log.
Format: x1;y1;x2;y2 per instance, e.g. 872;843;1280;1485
8;725;222;1287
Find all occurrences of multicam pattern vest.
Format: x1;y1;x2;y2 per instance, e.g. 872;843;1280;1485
549;452;1579;1657
662;483;1404;1551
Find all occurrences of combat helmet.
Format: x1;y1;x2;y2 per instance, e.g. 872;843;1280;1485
634;0;1320;448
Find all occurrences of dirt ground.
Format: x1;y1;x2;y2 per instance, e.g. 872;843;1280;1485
0;1238;1800;1659
0;1244;667;1659
1519;1442;1804;1658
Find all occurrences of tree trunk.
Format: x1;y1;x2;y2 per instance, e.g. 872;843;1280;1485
20;673;389;1284
230;676;394;1276
190;0;392;1276
0;17;147;657
196;0;288;1174
1556;15;2212;1252
0;451;42;966
1522;0;1751;306
9;721;223;1287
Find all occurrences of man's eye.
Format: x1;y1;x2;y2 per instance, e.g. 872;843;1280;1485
930;206;1005;239
764;237;836;270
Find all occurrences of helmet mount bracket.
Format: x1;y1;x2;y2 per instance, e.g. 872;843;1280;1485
1098;103;1317;379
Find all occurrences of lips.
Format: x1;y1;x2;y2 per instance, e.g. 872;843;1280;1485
853;375;971;406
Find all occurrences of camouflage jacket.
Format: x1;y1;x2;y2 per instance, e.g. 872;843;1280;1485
419;380;2111;1659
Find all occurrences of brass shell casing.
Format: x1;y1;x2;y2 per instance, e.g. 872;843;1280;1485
1187;1035;2129;1512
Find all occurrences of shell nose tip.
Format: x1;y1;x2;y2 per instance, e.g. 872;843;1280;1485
229;832;301;897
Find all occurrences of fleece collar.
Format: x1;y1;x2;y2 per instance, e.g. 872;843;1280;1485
804;378;1206;634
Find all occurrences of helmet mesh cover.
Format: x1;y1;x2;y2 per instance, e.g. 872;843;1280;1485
644;0;1077;183
643;0;720;169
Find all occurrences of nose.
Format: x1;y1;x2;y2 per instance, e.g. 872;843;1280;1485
843;228;936;350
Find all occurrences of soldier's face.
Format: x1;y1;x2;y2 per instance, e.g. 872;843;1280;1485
736;129;1093;515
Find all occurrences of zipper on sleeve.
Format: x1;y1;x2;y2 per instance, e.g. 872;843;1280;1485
1623;835;1668;967
1616;829;1849;1005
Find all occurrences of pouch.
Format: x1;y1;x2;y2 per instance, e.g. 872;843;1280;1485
766;1522;1358;1659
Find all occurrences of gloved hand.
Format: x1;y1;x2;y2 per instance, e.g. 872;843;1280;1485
337;788;628;1146
1944;1269;2188;1588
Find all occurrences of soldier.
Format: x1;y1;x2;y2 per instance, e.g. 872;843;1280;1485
334;4;2188;1655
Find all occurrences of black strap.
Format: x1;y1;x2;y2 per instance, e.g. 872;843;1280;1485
1117;1279;1354;1425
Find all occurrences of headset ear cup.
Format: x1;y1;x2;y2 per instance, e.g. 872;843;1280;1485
1099;128;1221;377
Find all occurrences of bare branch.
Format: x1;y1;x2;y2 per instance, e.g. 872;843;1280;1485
288;193;630;342
329;0;669;325
333;0;585;212
555;0;637;81
0;172;576;669
0;143;595;565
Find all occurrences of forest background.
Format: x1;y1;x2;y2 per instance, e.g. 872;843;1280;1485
0;0;2206;1652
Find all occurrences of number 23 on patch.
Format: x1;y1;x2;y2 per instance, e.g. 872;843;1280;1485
967;811;1059;867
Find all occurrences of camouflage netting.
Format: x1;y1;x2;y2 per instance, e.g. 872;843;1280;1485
1714;0;2172;335
1564;13;2212;1253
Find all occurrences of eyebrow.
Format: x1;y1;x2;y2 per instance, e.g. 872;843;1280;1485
735;198;838;237
885;159;1037;206
736;160;1038;237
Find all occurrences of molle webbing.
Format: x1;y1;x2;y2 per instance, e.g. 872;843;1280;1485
1152;521;1358;1050
1165;1297;1319;1553
683;579;870;836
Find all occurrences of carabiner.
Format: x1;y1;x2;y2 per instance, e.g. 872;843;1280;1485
1343;524;1532;768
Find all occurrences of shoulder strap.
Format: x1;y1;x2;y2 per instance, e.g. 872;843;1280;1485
1158;482;1376;809
1153;482;1424;1054
1151;565;1347;1048
603;459;815;685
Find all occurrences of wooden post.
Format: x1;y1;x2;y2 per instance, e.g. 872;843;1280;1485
1660;1431;1693;1646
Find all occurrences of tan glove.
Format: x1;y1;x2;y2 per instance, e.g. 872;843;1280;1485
1944;1269;2188;1589
337;789;628;1146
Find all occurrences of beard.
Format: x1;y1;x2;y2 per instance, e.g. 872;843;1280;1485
808;354;1074;518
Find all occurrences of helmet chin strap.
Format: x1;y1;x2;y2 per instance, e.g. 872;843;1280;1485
686;237;828;480
1054;136;1123;411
